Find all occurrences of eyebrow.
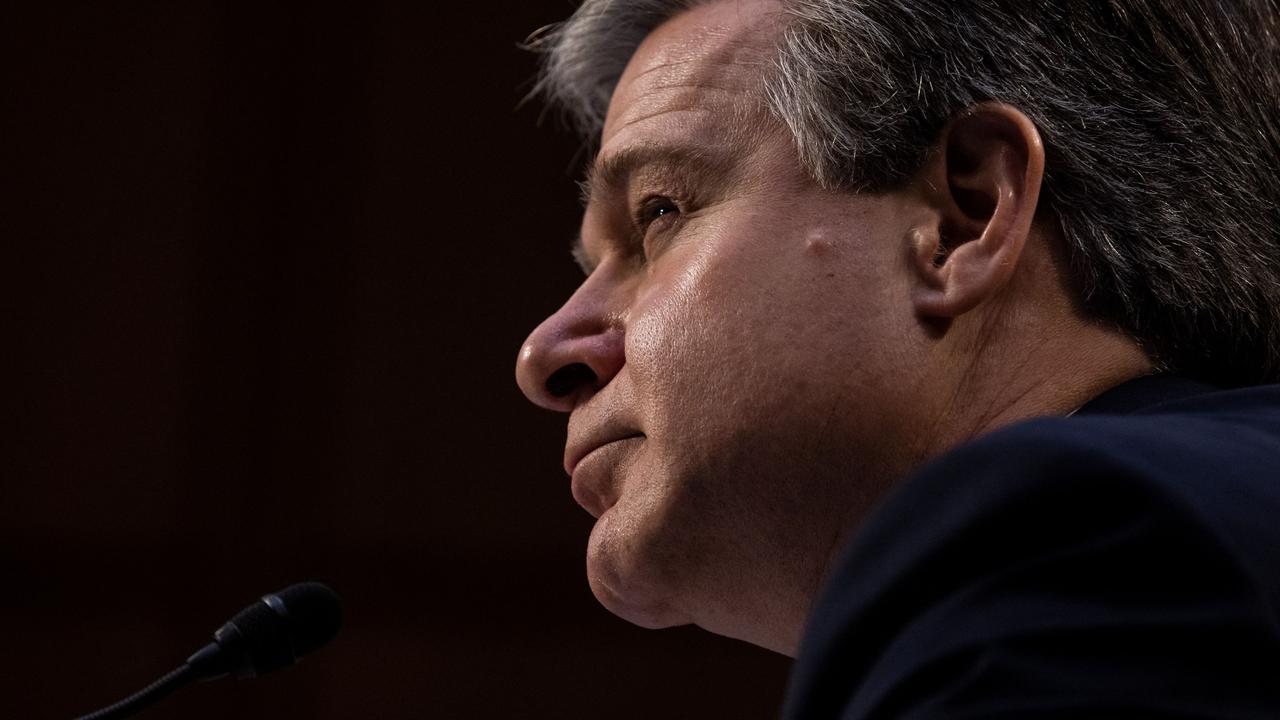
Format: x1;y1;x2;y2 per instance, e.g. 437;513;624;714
571;142;736;274
582;142;720;202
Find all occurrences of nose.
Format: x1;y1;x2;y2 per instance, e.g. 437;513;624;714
515;278;627;412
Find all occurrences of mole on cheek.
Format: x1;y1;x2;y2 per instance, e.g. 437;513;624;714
805;230;839;257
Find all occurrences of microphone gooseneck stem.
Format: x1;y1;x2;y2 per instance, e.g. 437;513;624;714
71;583;339;719
73;663;196;720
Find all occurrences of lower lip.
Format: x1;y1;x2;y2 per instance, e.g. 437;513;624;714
570;435;643;517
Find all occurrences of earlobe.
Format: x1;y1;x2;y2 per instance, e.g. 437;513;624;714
909;103;1045;320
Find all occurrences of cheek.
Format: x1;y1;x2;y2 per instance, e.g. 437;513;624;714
617;235;826;548
622;250;717;421
626;222;834;425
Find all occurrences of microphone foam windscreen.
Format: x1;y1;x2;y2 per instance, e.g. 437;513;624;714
273;582;342;657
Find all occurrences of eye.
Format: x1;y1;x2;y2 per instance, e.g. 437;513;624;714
633;196;682;238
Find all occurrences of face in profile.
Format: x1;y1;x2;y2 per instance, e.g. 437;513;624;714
515;0;930;654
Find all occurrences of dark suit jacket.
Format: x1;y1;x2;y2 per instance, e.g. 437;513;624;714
782;375;1280;719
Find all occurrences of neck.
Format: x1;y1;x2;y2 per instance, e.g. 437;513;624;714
933;318;1154;456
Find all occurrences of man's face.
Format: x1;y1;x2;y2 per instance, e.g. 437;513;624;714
516;0;928;653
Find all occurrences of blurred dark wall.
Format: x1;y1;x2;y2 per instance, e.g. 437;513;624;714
2;3;789;718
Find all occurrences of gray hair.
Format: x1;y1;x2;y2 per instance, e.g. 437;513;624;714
527;0;1280;387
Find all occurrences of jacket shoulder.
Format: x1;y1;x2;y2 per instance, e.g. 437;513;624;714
784;403;1280;719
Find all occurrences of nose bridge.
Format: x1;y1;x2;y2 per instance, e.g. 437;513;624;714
516;272;629;411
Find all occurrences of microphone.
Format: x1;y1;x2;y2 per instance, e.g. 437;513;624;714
75;582;342;720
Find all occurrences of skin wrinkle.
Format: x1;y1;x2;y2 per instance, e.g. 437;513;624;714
607;80;764;143
627;57;698;84
610;104;710;136
651;80;755;94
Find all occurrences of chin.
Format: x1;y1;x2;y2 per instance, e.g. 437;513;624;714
584;508;692;630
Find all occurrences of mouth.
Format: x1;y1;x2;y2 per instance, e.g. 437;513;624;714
567;433;644;518
564;432;645;477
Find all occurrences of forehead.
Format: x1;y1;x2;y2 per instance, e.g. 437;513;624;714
600;0;782;150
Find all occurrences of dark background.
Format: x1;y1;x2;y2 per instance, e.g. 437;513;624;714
3;2;789;718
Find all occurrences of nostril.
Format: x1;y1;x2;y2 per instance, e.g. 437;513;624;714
546;363;597;398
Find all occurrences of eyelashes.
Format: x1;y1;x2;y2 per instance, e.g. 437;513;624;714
633;195;680;230
632;195;684;258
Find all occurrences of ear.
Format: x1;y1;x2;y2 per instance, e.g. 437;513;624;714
910;102;1045;319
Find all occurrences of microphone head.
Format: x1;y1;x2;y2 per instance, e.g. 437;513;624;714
270;582;343;656
209;582;343;680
